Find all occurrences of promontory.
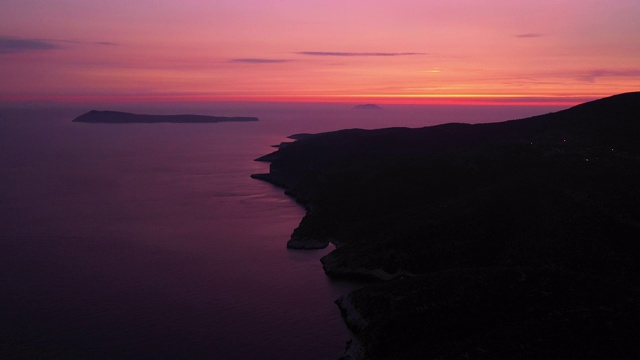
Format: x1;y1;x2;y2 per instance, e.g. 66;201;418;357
252;92;640;360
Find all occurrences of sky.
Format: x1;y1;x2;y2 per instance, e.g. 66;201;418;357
1;0;639;105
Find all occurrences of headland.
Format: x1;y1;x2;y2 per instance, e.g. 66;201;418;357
252;92;640;359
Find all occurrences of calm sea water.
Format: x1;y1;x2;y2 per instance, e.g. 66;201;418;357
0;103;563;359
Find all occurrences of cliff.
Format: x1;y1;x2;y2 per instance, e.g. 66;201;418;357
252;92;640;359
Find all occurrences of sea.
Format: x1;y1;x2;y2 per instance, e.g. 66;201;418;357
0;102;563;359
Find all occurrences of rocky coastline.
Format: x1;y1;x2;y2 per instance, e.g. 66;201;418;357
252;93;640;359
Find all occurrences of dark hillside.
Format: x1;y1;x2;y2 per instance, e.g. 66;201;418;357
252;92;640;359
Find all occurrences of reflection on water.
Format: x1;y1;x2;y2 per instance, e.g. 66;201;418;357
0;104;564;359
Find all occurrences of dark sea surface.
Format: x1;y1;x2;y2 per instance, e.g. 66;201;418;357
0;103;563;359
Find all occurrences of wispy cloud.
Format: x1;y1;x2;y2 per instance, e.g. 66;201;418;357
0;36;116;55
0;36;58;54
60;39;117;46
577;69;640;82
296;51;426;57
231;58;291;64
514;33;543;38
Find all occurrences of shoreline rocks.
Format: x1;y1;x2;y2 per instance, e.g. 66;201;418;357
286;236;330;249
336;267;640;359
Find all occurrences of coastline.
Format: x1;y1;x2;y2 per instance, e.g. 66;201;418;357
251;92;640;359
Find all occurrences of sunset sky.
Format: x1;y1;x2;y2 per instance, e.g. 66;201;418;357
1;0;639;105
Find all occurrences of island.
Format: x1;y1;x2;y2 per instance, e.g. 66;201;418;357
72;110;259;123
353;104;382;110
252;92;640;359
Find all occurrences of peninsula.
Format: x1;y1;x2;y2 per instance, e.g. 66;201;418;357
252;92;640;359
72;110;259;123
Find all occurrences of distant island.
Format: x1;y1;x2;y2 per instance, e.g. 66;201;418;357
72;110;259;123
252;92;640;359
353;104;382;110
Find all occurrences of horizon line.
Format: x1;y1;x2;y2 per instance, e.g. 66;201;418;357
0;93;611;107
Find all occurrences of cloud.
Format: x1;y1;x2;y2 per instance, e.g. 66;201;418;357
578;69;640;82
0;36;58;54
60;39;117;46
0;36;116;55
296;51;426;57
231;58;291;64
514;33;543;38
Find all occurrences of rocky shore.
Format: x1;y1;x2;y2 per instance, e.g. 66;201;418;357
252;93;640;359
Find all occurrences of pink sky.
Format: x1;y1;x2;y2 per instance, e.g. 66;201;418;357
1;0;639;105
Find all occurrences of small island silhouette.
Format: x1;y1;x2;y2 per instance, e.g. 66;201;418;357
72;110;259;123
353;103;382;110
253;92;640;359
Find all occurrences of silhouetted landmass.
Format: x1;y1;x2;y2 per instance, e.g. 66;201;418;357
353;104;382;110
252;92;640;359
72;110;259;123
288;133;315;140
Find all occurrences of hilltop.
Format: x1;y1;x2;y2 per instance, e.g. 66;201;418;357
252;92;640;359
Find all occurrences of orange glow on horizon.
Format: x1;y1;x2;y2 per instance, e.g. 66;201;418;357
1;1;638;105
0;93;599;108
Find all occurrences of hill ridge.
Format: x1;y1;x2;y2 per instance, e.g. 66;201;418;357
252;92;640;359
